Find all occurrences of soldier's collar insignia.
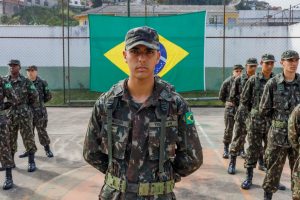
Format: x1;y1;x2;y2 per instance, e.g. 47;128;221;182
185;112;195;125
4;83;12;89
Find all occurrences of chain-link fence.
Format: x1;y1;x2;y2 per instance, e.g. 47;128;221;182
1;1;300;104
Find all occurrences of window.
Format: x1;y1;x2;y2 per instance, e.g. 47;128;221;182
74;1;78;4
44;1;48;6
35;0;40;4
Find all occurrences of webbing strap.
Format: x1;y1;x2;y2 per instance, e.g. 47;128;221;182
159;114;166;174
107;108;113;167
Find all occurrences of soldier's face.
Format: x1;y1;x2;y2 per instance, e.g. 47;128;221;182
232;69;242;77
261;61;274;73
246;64;257;74
27;69;38;81
123;44;160;80
9;64;20;76
281;58;299;74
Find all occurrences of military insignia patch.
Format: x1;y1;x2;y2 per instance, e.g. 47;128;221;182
185;112;195;125
30;85;36;90
4;83;12;89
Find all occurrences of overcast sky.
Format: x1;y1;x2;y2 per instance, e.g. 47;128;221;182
266;0;300;9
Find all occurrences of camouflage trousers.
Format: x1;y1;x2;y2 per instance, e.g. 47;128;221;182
229;120;247;156
262;144;298;193
99;184;176;200
223;105;235;145
292;156;300;200
32;107;50;146
8;109;37;154
244;116;269;168
0;114;14;168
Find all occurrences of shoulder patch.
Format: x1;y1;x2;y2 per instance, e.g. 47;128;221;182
4;83;12;89
185;112;195;125
30;84;36;90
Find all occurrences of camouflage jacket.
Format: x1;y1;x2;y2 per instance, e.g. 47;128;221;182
229;72;250;107
83;77;203;199
0;76;19;112
241;72;274;118
219;75;235;103
260;73;300;147
4;74;39;114
32;76;52;107
288;104;300;151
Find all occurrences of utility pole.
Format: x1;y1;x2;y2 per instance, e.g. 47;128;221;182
127;0;130;17
145;0;147;16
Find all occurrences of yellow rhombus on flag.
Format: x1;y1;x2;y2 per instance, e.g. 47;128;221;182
104;35;189;77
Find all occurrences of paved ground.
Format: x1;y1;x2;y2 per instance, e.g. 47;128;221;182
0;107;294;200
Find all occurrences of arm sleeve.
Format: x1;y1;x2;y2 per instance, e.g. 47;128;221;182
229;77;239;106
288;106;300;150
172;96;203;177
259;80;273;118
43;80;52;103
219;79;228;103
83;99;108;174
27;79;39;108
240;78;254;112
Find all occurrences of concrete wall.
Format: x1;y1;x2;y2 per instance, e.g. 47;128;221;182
0;24;297;91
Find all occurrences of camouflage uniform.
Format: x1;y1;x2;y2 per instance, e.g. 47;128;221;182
83;77;203;200
4;74;39;155
229;72;251;156
31;76;52;146
0;77;18;169
288;104;300;200
260;72;300;194
242;72;274;169
219;75;236;145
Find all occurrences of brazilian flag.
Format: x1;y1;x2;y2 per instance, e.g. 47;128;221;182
89;12;206;92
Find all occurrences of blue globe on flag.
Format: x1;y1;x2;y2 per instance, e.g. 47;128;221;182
154;43;167;75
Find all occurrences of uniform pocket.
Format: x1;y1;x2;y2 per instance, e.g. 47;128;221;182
100;118;130;160
269;126;289;146
148;119;178;161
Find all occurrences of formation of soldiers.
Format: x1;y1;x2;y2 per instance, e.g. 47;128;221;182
219;50;300;200
0;60;53;190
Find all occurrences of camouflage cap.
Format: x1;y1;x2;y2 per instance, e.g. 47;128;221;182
125;26;160;50
246;58;258;65
281;50;299;60
233;64;244;70
26;65;37;71
261;54;275;62
8;59;20;66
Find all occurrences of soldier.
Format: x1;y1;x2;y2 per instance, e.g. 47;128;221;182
0;76;19;190
5;59;39;172
240;54;278;190
288;104;300;200
18;65;53;158
83;26;203;199
260;50;300;200
219;64;243;159
227;58;258;174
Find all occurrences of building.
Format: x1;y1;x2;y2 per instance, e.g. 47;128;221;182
74;3;238;26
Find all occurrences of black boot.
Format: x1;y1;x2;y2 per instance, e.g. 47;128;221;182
228;155;237;174
19;151;29;158
223;144;229;159
3;168;13;190
258;155;267;171
264;191;273;200
28;153;36;172
277;183;286;190
44;145;54;158
241;167;253;189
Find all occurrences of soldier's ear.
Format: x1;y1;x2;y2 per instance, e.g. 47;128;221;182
123;51;127;63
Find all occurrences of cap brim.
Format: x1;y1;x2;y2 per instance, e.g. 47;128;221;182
282;57;299;60
126;41;159;50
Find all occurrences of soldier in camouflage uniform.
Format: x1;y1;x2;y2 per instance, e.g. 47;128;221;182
83;26;203;200
0;75;19;190
5;59;39;173
260;50;300;200
17;65;53;158
240;54;276;190
288;104;300;200
219;64;243;159
227;58;258;174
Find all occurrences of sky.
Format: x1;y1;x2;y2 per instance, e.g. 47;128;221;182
265;0;300;9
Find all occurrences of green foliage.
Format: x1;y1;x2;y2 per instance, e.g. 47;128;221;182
1;6;80;26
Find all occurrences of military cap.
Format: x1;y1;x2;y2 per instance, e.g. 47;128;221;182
233;64;244;70
261;54;275;62
26;65;38;71
281;50;299;60
246;58;258;65
8;59;20;66
125;26;160;50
